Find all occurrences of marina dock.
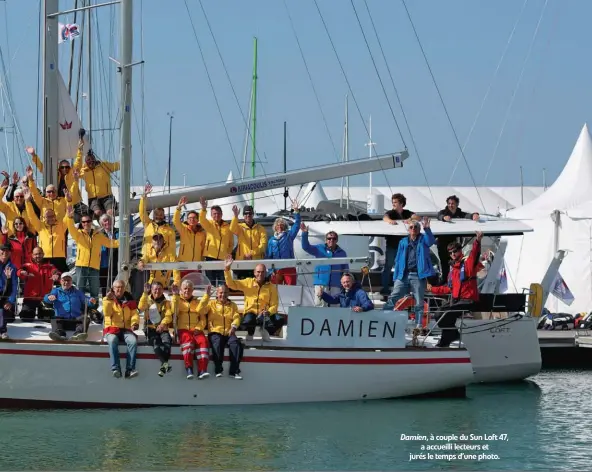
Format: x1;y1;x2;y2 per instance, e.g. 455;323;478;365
538;330;592;367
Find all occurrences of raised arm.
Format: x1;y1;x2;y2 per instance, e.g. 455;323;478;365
300;225;324;258
24;198;41;233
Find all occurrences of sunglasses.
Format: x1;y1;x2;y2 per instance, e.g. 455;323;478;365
326;237;337;241
244;212;253;216
46;189;56;193
81;220;92;224
59;166;70;169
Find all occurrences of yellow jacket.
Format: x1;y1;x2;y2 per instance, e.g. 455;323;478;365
224;269;279;315
172;293;210;331
173;207;206;262
74;151;120;199
31;147;82;205
28;178;68;221
206;298;241;336
66;216;118;270
102;296;140;330
0;187;35;234
229;217;267;260
141;246;180;288
25;201;67;258
139;195;177;258
138;293;173;328
200;209;233;260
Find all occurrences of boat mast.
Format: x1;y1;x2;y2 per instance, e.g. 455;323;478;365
365;115;376;194
283;121;287;211
42;0;59;186
345;94;349;209
250;36;258;207
117;0;133;285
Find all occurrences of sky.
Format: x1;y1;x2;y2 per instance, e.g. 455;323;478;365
0;0;591;193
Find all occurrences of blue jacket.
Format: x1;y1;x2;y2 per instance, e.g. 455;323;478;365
266;212;301;260
321;282;374;311
43;286;96;319
0;260;17;305
393;228;437;280
301;231;348;287
100;228;119;269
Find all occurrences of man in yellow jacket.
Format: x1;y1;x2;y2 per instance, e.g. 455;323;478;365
24;188;69;273
103;280;139;378
174;196;206;280
139;184;177;259
223;255;283;342
138;280;173;377
230;204;267;279
199;196;234;286
206;284;243;379
66;206;118;299
138;233;180;289
171;280;211;379
74;146;120;219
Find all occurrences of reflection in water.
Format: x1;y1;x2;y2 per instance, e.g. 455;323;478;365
0;372;589;471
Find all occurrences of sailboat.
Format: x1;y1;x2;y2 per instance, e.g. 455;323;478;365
0;0;480;408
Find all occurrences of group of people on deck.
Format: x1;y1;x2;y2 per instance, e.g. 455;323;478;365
0;129;486;376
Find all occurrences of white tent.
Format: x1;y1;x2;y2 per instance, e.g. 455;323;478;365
503;124;592;314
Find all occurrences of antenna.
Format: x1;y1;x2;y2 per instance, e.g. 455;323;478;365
365;115;376;193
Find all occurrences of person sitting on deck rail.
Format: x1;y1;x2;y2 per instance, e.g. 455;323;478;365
44;272;98;342
66;205;119;301
206;285;243;379
265;199;301;285
381;193;419;296
320;273;374;312
174;196;206;281
230;204;267;279
386;217;436;329
223;255;283;342
103;280;140;379
0;245;17;340
73;134;120;219
23;188;69;274
137;233;180;290
199;196;233;286
427;231;484;347
436;195;480;284
171;280;211;380
138;281;174;377
18;247;60;322
139;184;177;259
300;224;349;307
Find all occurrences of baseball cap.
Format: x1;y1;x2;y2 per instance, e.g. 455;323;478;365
243;205;254;215
60;272;73;280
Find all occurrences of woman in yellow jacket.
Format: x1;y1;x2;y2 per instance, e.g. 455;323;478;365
65;207;118;299
138;184;177;259
206;284;243;379
103;280;140;378
223;255;282;342
24;189;69;273
199;196;233;286
171;280;210;379
174;196;206;280
138;281;173;377
137;234;180;289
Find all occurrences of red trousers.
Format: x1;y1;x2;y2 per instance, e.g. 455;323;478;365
271;267;297;285
178;330;209;373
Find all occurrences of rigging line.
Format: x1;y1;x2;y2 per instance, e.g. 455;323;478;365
400;0;486;213
312;0;392;195
140;0;147;185
448;0;529;184
362;0;436;207
350;0;406;148
482;0;549;185
196;0;271;182
35;0;41;152
183;0;241;178
282;0;340;163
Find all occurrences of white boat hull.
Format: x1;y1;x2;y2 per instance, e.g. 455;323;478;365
0;342;474;407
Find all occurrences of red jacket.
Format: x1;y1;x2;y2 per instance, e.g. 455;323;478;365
2;232;37;270
432;239;482;302
17;261;59;300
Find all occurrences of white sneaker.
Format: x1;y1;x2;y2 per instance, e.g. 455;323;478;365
261;330;271;342
246;334;254;341
215;373;223;378
232;373;243;380
0;332;8;340
198;372;210;379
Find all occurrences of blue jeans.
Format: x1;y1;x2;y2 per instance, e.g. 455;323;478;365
76;266;100;299
380;246;398;294
106;331;137;372
385;272;426;326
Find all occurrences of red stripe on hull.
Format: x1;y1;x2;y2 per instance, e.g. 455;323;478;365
0;348;470;365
